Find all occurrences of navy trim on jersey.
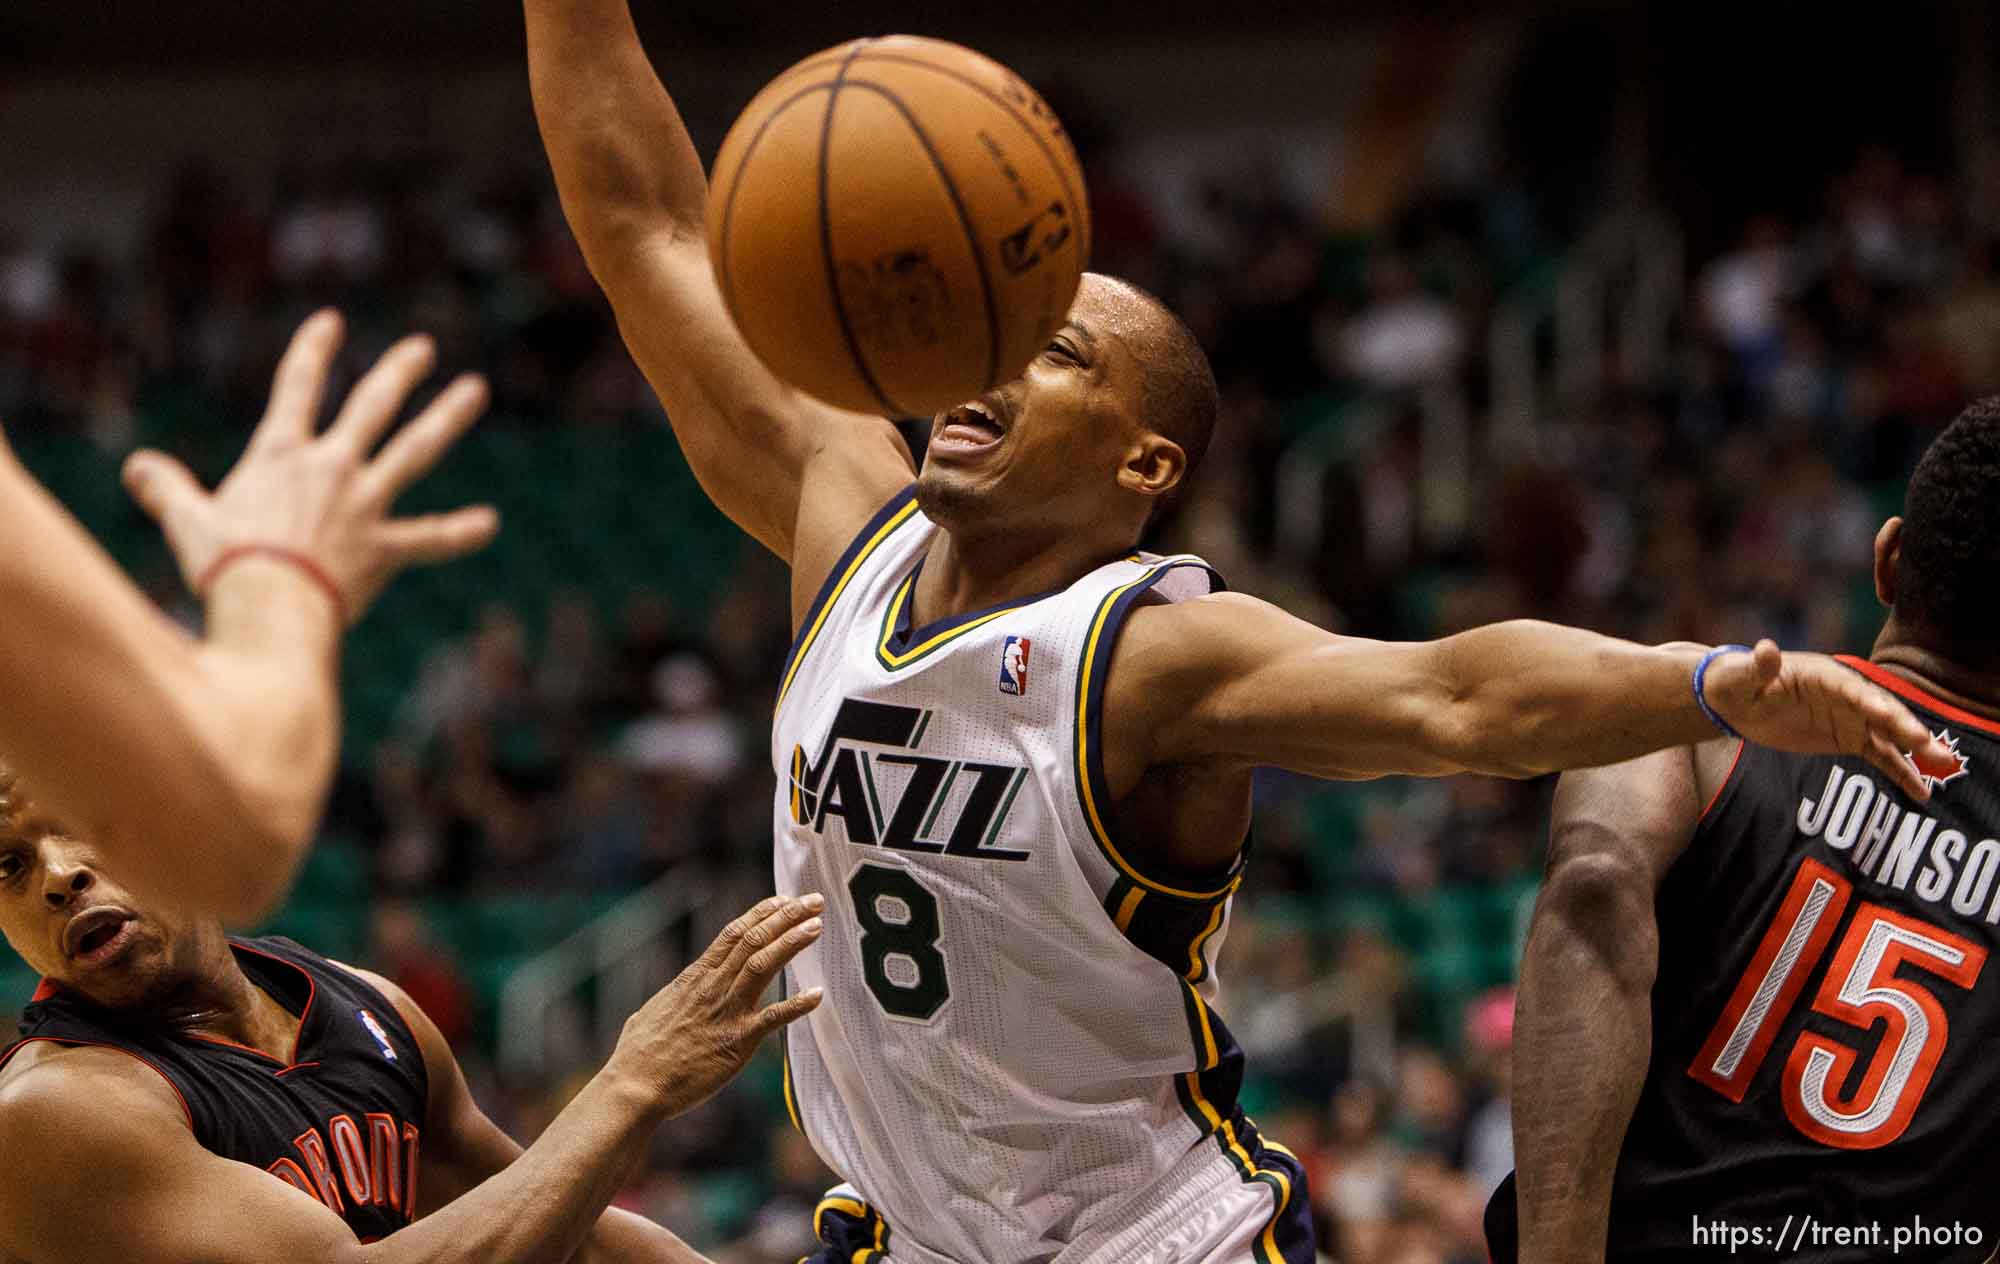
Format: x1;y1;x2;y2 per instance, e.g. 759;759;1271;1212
874;556;1068;670
807;1189;893;1263
780;485;921;705
1073;557;1242;899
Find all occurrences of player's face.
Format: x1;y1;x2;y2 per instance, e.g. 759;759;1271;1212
0;818;216;1011
918;276;1159;537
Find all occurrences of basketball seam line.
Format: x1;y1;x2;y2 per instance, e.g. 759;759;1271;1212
839;80;1002;395
718;81;838;323
818;40;907;418
841;51;1090;270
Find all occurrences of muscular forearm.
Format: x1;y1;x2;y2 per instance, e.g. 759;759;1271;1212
524;0;708;254
572;1208;709;1264
0;459;335;923
364;1068;669;1264
1512;829;1666;1261
1432;622;1714;777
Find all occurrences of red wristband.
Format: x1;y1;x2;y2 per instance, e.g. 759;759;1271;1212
197;545;350;625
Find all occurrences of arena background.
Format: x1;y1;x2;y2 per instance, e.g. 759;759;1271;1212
2;1;1995;1257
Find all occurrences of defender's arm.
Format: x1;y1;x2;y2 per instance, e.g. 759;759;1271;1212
1113;592;1946;796
0;899;820;1264
523;0;911;574
0;313;493;926
1510;741;1733;1261
349;966;709;1263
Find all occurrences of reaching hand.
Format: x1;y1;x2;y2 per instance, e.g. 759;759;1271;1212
611;893;826;1119
121;309;499;625
1703;640;1958;801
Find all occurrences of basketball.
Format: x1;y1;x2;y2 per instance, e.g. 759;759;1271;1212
705;36;1091;417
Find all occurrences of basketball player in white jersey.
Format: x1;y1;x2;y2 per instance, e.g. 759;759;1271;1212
0;311;495;925
524;7;1953;1259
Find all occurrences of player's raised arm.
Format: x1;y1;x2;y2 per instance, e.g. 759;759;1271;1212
1112;593;1954;799
522;0;912;569
0;311;494;926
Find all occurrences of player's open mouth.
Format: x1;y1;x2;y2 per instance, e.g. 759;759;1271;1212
63;906;137;965
931;396;1009;456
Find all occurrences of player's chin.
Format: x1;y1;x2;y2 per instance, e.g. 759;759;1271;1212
59;923;164;1000
915;457;1000;520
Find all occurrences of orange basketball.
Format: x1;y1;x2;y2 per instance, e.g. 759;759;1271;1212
706;36;1091;417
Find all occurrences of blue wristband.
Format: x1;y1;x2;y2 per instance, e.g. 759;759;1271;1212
1693;644;1754;740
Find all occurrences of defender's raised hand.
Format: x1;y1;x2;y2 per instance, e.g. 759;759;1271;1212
1703;639;1956;801
610;894;826;1119
121;309;499;625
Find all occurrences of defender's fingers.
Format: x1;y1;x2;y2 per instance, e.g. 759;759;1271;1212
359;374;489;505
720;894;824;978
738;916;824;996
748;987;824;1040
254;309;344;450
378;506;501;566
700;895;791;969
326;334;436;455
1748;640;1783;694
121;450;207;535
1866;731;1933;803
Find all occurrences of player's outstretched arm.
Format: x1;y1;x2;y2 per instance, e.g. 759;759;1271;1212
523;0;911;572
0;311;494;926
1509;745;1721;1262
0;896;821;1264
1113;593;1951;799
339;964;715;1263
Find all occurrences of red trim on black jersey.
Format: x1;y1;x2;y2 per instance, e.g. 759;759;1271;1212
1837;655;2000;737
1699;739;1749;823
183;940;320;1072
0;1036;196;1131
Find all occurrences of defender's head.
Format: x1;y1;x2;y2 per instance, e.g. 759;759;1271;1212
1876;397;2000;673
0;767;225;1012
918;272;1217;547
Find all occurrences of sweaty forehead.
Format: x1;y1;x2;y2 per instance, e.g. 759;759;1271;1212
1067;274;1170;352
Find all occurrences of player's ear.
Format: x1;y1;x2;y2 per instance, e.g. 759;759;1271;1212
1116;434;1185;501
1873;517;1903;608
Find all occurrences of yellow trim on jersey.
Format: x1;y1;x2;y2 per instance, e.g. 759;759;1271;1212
855;1212;888;1264
1112;886;1146;933
813;1195;867;1244
874;573;1025;668
782;1040;803;1134
1181;1077;1299;1264
779;498;921;705
1184;980;1220;1070
1074;559;1239;900
1185;892;1232;983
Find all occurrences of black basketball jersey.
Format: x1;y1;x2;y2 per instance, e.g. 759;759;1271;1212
0;936;430;1244
1490;657;2000;1263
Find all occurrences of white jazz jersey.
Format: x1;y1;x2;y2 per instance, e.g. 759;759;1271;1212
772;488;1309;1264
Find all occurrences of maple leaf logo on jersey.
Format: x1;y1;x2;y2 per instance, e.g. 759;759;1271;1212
1907;728;1971;792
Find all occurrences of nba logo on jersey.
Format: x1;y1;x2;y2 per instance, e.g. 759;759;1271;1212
999;635;1031;695
358;1009;398;1061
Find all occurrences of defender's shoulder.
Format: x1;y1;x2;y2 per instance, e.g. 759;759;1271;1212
0;1041;188;1131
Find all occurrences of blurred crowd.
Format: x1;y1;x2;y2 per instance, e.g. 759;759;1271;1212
5;88;1995;1262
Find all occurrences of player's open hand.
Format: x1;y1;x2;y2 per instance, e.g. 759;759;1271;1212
610;893;825;1118
120;309;499;626
1704;640;1958;800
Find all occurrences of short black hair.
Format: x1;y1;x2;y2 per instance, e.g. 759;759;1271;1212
1096;276;1217;526
1898;397;2000;668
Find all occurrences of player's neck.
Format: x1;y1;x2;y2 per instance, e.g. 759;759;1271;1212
914;526;1126;625
153;951;301;1060
1870;624;2000;721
